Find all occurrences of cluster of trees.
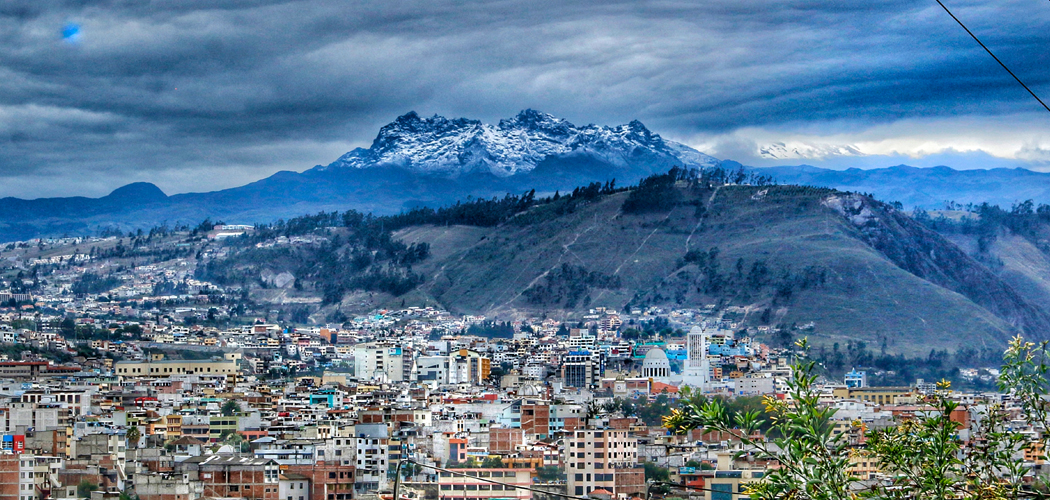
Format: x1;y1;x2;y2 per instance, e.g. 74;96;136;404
465;321;516;339
915;199;1050;254
811;340;1003;389
248;188;546;243
622;165;778;215
7;274;35;294
599;393;769;429
385;190;540;228
620;316;681;340
621;169;686;214
510;181;626;225
0;342;74;364
70;272;122;295
151;279;192;296
663;337;1050;499
446;456;510;469
522;263;622;309
674;247;829;307
695;164;776;188
332;265;424;300
90;239;197;263
247;182;626;243
198;230;427;303
201;208;437;303
93;221;191;242
49;316;145;342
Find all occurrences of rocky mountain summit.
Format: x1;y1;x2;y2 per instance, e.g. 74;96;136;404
324;109;717;176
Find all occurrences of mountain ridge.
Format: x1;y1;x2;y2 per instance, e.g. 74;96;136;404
6;111;1050;242
754;163;1050;209
323;109;717;177
0;110;715;241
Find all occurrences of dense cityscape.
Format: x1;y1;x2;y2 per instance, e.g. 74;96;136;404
0;228;1024;500
4;1;1050;498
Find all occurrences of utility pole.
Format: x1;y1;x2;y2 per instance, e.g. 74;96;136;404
392;460;404;500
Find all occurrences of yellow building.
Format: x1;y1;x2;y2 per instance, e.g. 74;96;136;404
1026;441;1045;464
831;386;914;405
847;449;880;479
165;414;183;440
115;357;238;377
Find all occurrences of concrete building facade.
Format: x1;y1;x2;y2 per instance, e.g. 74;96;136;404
565;429;643;499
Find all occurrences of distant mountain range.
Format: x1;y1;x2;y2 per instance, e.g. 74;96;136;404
0;110;715;242
3;109;1050;241
748;163;1050;210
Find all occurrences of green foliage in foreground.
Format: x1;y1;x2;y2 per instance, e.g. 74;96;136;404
664;337;1050;500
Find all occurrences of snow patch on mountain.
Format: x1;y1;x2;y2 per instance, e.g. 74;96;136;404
325;109;717;177
759;142;863;160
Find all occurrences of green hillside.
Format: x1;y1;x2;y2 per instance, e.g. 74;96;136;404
395;184;1038;352
191;169;1050;353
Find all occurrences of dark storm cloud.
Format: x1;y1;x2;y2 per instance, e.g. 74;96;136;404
0;0;1048;197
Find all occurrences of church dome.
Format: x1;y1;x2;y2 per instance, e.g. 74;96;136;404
641;348;671;380
643;348;668;361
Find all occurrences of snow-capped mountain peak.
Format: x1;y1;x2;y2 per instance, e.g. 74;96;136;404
759;142;863;160
326;110;717;177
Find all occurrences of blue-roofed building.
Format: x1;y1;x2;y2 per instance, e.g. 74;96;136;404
845;368;867;388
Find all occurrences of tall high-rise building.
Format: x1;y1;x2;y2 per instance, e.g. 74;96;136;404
354;343;409;383
562;351;603;388
681;326;711;391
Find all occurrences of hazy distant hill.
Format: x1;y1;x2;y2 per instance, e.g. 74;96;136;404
751;164;1050;209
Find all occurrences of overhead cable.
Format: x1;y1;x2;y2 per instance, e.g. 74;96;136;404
935;0;1050;114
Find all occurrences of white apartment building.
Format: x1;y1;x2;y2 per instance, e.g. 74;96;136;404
353;343;408;382
354;423;389;494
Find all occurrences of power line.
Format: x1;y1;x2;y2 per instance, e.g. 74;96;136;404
649;480;749;498
934;0;1050;114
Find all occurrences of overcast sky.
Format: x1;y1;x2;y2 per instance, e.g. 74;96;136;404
2;0;1050;198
